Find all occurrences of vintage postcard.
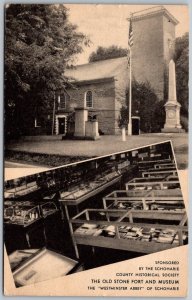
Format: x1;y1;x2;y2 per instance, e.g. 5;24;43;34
4;3;189;297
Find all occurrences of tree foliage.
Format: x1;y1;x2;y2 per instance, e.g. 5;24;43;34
89;45;128;62
119;81;165;133
5;4;88;138
175;32;189;118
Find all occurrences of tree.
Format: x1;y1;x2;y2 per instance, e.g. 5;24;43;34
89;45;128;62
5;4;89;138
175;33;189;119
119;81;164;133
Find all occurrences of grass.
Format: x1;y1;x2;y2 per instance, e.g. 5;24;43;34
5;150;93;168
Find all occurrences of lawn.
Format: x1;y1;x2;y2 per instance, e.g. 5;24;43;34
5;133;188;169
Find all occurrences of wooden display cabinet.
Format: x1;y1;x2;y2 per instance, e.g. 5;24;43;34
69;208;188;259
59;171;122;220
4;200;61;254
125;176;180;190
103;190;150;210
4;180;40;199
4;201;46;254
9;248;84;287
142;168;178;178
103;189;185;212
138;159;173;171
154;163;176;169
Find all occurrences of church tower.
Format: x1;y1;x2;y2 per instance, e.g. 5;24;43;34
131;6;179;100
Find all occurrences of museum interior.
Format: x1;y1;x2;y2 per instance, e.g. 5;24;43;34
4;141;188;287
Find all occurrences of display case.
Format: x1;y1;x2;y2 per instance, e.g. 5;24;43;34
4;181;40;199
138;159;173;171
9;248;84;287
103;189;185;212
103;190;150;210
69;208;188;258
4;200;61;254
125;176;180;190
4;201;41;226
60;170;121;202
138;151;171;162
40;201;58;218
154;163;176;169
59;169;122;220
142;168;178;178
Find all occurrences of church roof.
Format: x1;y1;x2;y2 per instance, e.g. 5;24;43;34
65;56;128;83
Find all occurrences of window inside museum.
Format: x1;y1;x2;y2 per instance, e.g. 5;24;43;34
85;91;93;108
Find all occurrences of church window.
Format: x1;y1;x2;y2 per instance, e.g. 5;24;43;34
58;94;67;110
85;91;93;108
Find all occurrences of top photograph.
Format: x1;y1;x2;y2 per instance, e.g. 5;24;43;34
4;4;188;170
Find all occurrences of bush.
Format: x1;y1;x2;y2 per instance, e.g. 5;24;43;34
180;115;188;132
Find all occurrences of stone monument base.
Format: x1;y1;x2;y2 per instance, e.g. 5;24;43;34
85;120;100;140
63;135;100;141
161;127;185;133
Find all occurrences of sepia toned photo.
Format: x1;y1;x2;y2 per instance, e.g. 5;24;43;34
4;142;188;286
4;3;189;297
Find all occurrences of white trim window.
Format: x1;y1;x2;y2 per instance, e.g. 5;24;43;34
58;94;67;110
85;90;93;108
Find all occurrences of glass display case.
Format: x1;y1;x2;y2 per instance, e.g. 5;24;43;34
69;208;188;258
4;176;40;199
40;201;58;218
103;189;185;212
154;162;176;169
9;248;84;287
142;168;178;178
60;170;121;201
125;176;180;190
4;201;41;227
4;200;61;254
138;158;173;171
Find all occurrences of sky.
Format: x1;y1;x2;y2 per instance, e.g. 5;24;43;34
65;4;189;65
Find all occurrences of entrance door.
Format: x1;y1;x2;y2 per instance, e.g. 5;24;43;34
132;117;140;135
58;117;66;134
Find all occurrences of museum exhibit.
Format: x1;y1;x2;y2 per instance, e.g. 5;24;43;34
3;141;188;287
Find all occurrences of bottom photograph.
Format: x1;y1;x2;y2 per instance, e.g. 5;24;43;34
4;141;188;288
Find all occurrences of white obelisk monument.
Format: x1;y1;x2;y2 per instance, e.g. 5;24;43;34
162;60;183;132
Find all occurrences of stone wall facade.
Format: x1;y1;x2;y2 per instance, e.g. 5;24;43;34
132;11;176;101
66;80;117;134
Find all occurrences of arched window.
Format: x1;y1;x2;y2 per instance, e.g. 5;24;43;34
85;91;93;108
58;93;67;110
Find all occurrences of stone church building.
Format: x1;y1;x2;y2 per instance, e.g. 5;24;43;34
35;6;179;135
